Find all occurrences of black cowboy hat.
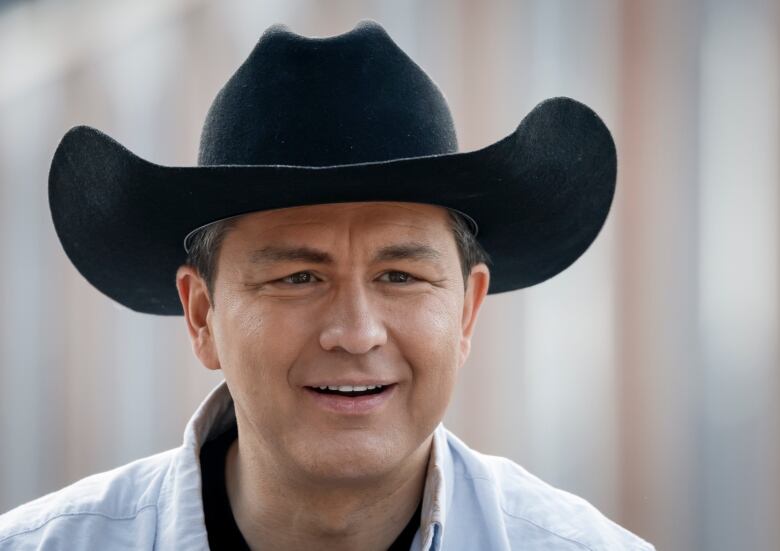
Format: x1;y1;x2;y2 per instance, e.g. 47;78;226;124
48;20;617;316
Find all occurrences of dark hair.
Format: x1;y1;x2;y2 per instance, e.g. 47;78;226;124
185;208;491;305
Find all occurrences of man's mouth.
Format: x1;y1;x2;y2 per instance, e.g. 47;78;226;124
303;383;397;414
306;384;392;397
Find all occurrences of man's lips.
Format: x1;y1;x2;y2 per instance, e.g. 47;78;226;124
303;383;397;414
303;380;397;389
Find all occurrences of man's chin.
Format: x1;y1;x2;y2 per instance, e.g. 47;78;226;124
291;434;405;484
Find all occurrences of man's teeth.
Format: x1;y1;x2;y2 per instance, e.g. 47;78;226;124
316;384;384;391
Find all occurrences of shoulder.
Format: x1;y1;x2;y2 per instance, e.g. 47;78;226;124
0;448;179;550
442;428;655;551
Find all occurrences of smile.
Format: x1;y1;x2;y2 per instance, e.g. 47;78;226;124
303;383;397;414
310;384;387;397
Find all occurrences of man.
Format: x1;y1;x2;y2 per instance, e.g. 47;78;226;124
0;20;654;550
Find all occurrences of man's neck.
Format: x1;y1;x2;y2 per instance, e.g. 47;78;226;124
224;430;432;551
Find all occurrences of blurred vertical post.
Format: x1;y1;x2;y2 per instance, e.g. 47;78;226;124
698;0;780;549
618;0;702;549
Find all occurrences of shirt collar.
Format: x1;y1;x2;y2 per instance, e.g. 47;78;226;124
420;422;453;550
181;380;453;550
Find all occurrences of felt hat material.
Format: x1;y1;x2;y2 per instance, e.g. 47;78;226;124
48;20;617;315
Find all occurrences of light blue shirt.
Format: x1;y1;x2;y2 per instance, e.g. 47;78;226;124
0;382;654;550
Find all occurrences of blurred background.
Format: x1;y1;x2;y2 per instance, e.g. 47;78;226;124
1;0;778;549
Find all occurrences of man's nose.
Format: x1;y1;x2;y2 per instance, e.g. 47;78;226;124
318;281;388;354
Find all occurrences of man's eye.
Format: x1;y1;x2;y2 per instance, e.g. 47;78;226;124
276;271;418;286
379;271;418;284
279;271;317;285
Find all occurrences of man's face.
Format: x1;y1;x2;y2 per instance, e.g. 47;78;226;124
177;201;489;484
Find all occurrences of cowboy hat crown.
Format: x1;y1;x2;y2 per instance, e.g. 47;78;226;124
48;20;617;315
200;21;458;167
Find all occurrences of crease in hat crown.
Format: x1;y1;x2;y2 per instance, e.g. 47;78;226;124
197;19;459;168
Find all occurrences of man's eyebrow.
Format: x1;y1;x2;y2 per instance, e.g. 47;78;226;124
248;242;442;266
249;245;333;265
371;242;442;264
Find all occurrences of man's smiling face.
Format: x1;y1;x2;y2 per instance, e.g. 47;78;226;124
177;201;489;484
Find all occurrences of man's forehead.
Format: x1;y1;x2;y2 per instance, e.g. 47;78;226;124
247;241;445;268
233;201;451;233
222;202;457;267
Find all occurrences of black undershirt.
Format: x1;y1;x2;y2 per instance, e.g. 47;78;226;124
200;424;423;550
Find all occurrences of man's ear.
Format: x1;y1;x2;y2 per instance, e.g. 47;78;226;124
176;265;221;371
459;263;490;367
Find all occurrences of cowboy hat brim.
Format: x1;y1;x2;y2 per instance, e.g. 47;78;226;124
48;96;616;315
